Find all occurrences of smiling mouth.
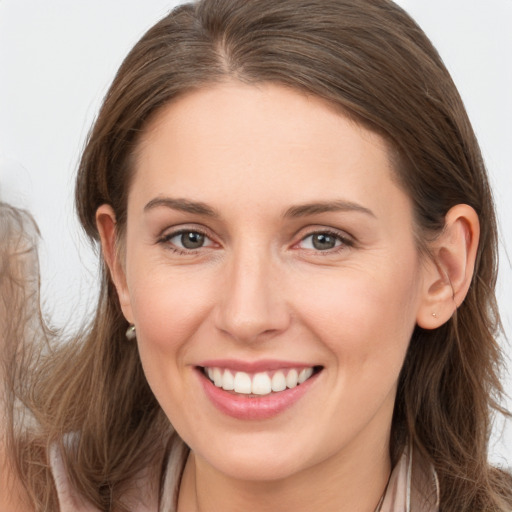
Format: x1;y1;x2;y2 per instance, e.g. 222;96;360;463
201;366;323;397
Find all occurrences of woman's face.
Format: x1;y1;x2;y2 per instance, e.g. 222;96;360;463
112;82;432;481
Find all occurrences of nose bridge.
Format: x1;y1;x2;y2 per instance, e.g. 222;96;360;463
215;241;288;343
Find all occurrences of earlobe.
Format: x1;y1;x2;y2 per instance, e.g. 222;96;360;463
416;204;480;330
96;204;133;322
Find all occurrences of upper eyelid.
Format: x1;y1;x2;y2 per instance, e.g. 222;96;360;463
293;226;354;243
301;231;345;242
281;229;353;258
157;226;216;248
158;224;213;239
158;229;217;255
163;228;211;241
295;232;352;250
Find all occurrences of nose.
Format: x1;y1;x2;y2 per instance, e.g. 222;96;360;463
214;247;290;344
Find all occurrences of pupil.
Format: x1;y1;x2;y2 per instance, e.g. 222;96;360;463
181;232;204;249
312;233;336;250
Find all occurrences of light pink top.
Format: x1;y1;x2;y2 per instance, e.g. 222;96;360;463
49;440;439;511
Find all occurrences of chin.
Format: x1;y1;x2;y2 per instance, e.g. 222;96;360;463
188;428;331;483
203;449;309;482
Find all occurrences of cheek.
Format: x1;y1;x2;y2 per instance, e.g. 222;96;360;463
294;267;420;435
125;262;218;393
293;259;421;367
128;256;214;336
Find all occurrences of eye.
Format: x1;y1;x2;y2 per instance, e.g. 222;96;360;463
298;231;348;251
160;229;214;251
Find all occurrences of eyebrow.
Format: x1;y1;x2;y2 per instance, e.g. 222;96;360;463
144;197;219;217
283;200;375;218
143;197;374;219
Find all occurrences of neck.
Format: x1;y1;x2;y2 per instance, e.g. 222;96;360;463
177;432;391;512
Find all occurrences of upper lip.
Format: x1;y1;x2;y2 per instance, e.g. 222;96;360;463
197;359;319;373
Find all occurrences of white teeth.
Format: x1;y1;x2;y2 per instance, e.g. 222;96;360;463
252;372;272;395
298;367;313;384
213;368;223;387
222;370;234;391
286;369;299;389
205;366;316;395
234;372;252;394
271;371;287;392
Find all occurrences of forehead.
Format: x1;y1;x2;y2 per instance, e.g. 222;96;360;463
130;81;410;222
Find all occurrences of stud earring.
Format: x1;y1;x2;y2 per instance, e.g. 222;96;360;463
432;312;438;319
126;324;136;340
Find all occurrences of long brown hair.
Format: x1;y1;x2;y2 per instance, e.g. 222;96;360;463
4;0;511;510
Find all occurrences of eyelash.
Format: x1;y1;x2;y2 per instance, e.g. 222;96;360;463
157;228;353;255
157;228;214;255
295;230;353;254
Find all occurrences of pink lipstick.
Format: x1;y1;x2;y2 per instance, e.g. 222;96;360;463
196;361;321;420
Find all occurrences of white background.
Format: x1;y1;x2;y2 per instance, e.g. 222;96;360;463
1;1;511;464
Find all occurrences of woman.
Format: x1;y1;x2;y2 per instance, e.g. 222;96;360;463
0;203;53;509
1;0;511;510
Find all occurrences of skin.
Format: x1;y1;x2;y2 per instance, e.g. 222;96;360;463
97;82;479;512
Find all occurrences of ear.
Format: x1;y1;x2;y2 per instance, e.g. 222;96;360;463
96;204;134;323
416;204;480;330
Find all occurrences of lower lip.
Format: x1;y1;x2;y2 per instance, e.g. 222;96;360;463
198;369;320;420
